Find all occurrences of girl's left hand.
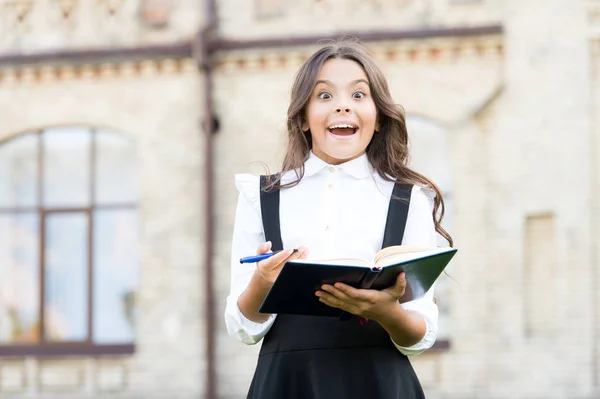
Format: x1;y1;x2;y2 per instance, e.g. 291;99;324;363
315;272;407;320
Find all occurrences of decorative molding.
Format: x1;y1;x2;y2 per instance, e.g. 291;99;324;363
0;37;503;84
214;35;503;73
0;26;503;81
0;58;196;85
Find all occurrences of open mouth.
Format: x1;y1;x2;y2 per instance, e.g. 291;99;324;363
327;123;358;136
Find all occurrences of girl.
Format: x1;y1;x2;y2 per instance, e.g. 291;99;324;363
225;39;453;399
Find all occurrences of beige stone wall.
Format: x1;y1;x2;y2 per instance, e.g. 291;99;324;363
212;54;293;398
213;2;600;398
1;0;600;398
0;0;202;53
472;1;596;398
592;42;600;399
217;0;502;41
588;4;600;392
0;60;206;398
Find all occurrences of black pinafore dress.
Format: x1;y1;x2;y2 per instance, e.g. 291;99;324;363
246;177;426;399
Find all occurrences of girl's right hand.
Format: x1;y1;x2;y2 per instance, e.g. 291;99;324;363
255;241;309;284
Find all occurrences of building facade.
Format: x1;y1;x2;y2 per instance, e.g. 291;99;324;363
0;0;599;398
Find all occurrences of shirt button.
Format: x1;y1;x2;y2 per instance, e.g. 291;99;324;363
325;225;330;231
329;166;334;172
328;183;333;189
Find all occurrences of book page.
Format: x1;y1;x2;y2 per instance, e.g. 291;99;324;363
287;246;448;268
374;246;454;267
287;258;371;267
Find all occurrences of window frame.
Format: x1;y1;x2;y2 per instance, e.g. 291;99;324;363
0;127;137;357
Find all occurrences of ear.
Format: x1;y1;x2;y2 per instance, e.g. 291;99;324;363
301;119;309;132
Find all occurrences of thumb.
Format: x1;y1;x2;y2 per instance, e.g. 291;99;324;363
384;272;406;299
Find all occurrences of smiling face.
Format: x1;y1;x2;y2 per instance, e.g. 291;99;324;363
302;57;378;165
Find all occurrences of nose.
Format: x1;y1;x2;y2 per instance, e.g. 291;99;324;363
335;106;352;114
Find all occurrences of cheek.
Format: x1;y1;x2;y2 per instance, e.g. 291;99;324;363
360;108;378;131
306;105;328;128
367;105;378;126
358;101;377;123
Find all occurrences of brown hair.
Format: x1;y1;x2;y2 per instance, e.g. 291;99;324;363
269;38;453;247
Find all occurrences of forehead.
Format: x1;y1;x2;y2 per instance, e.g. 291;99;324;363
316;58;368;83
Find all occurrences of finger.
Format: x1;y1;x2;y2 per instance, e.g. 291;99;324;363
284;246;309;262
265;246;309;269
296;246;310;260
315;290;345;310
317;292;361;315
321;284;353;301
331;282;364;300
256;241;272;255
257;246;309;276
259;248;295;268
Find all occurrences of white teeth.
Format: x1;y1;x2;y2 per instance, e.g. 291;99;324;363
329;124;356;129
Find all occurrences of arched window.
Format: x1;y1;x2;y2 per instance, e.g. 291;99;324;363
406;116;454;343
0;126;138;356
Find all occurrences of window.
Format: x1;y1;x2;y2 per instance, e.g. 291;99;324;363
0;126;138;356
406;116;454;344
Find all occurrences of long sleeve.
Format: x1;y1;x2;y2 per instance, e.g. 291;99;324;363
224;174;277;344
391;185;440;356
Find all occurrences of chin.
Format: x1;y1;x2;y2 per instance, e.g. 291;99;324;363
322;148;366;163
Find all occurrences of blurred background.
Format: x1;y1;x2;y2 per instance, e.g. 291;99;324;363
0;0;599;398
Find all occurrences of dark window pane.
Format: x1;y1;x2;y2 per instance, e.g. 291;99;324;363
0;134;38;208
0;213;40;343
43;127;91;208
44;212;88;342
95;130;137;204
93;209;138;343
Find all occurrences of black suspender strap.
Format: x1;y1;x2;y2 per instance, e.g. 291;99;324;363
381;183;413;249
259;177;411;251
259;175;284;252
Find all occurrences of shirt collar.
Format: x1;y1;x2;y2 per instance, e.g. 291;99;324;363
304;151;372;179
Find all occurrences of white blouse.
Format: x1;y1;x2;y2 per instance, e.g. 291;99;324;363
224;151;440;356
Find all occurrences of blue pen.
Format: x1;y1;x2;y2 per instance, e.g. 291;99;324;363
239;249;298;264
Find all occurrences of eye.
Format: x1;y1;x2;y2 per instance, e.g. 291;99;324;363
353;91;366;99
317;91;332;100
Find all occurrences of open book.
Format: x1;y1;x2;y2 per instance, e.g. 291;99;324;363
259;246;457;318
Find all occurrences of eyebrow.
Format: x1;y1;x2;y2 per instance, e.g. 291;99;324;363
314;79;370;87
